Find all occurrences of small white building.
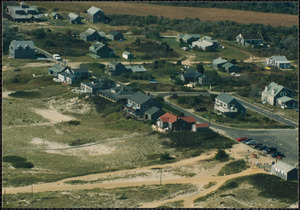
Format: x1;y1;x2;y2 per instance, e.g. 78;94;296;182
266;56;291;69
122;51;134;59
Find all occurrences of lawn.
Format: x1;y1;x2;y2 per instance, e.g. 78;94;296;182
3;184;196;208
217;159;249;176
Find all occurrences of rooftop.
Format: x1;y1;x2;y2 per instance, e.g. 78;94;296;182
87;6;103;14
129;91;152;105
272;161;296;172
215;92;235;104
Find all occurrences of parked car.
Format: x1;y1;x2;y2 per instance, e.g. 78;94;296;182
258;145;267;150
271;152;285;159
252;143;263;149
53;54;62;61
264;147;277;154
242;138;253;143
246;140;257;145
237;137;249;142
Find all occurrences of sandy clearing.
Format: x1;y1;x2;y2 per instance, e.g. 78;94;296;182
33;105;75;123
2;91;14;99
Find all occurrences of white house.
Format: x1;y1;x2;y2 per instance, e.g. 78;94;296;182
266;56;291;69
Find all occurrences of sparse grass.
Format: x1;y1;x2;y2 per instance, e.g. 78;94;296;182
203;182;217;189
158;200;184;208
9;91;41;99
3;184;196;208
194;173;298;208
217;159;249;176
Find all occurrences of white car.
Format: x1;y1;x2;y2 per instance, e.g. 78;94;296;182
53;54;62;61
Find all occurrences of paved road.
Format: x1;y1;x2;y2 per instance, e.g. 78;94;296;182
163;98;298;166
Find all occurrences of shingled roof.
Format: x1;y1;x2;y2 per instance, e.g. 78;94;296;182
215;92;235;104
128;92;152;105
87;6;103;15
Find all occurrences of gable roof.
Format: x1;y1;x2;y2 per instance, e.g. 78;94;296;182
87;6;103;14
123;51;132;55
48;64;67;73
125;65;148;73
68;13;79;20
193;39;214;48
182;69;202;78
222;62;234;69
264;82;292;97
70;68;89;73
159;112;178;123
145;106;162;115
272;161;296;173
213;57;228;65
109;31;121;36
194;123;209;128
90;42;106;51
82;78;114;89
215;92;235;104
199;74;208;79
240;33;263;40
277;96;296;103
10;40;35;49
128;91;152;105
201;36;218;43
182;34;200;40
180;116;196;123
81;28;97;36
271;56;289;63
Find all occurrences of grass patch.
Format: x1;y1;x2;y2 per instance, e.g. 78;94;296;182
11;161;34;169
203;181;217;189
3;184;196;208
3;156;27;163
8;91;41;99
217;159;249;176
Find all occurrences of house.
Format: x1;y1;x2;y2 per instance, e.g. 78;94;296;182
48;64;68;76
144;106;165;121
108;31;124;41
266;56;291;69
198;74;210;86
261;82;294;106
125;65;148;73
6;3;40;22
221;62;240;73
9;40;35;59
177;34;201;45
124;92;162;118
50;12;61;20
236;33;263;47
99;85;135;102
192;36;218;51
214;92;247;117
276;96;298;109
192;123;210;132
107;61;128;76
180;69;202;83
65;68;90;79
157;113;197;131
89;42;114;58
57;72;80;84
87;6;105;23
80;28;105;42
68;13;81;24
271;161;298;180
122;51;134;59
212;57;228;70
81;78;115;94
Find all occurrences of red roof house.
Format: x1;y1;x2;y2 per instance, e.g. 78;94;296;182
157;113;197;131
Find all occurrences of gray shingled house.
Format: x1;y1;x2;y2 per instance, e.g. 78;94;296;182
192;36;218;51
276;96;298;109
108;31;124;41
214;92;246;117
177;34;201;45
68;13;81;24
81;78;115;94
9;40;35;59
180;69;202;83
144;106;165;121
87;6;105;23
125;65;148;73
236;33;263;47
212;57;228;70
99;85;135;102
271;161;298;180
48;64;68;76
221;62;240;73
261;82;294;106
6;2;40;22
80;28;105;42
65;68;90;79
57;72;80;85
107;61;128;76
198;74;210;86
50;12;62;20
89;42;114;58
266;56;291;69
124;92;162;118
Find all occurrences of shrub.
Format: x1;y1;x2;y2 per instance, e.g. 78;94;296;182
8;91;41;99
11;78;20;83
215;149;229;161
68;120;80;126
12;161;34;169
219;181;238;190
160;152;172;161
3;156;26;163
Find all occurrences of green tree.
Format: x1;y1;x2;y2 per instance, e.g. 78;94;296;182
34;28;46;39
215;149;229;161
196;63;205;74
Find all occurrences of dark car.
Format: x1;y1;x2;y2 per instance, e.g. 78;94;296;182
271;152;285;159
237;137;249;142
264;147;277;154
242;138;253;143
258;145;267;150
252;143;263;149
245;140;257;145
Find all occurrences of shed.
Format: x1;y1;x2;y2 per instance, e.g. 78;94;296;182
89;42;114;58
122;51;134;59
212;57;228;70
108;31;124;41
144;106;165;121
271;161;298;180
192;123;210;132
87;6;105;23
80;28;103;42
68;13;81;24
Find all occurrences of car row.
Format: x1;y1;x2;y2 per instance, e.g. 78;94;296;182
237;137;285;159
